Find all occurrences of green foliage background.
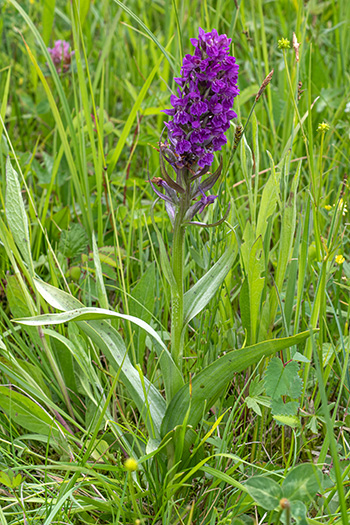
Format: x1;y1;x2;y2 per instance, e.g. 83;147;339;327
0;0;350;523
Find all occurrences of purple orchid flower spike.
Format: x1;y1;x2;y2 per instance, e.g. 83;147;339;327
150;28;239;367
151;27;239;227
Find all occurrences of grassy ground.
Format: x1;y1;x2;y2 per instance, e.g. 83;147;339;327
0;0;350;523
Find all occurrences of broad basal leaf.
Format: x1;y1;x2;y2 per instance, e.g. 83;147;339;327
161;331;312;437
17;279;169;436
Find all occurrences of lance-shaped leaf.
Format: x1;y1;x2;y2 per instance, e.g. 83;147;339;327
5;157;34;274
14;287;184;403
183;238;236;325
21;280;179;433
161;331;312;437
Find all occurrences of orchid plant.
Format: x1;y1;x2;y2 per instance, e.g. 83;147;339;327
10;29;311;474
150;28;239;366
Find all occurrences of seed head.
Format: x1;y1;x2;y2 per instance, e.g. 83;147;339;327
255;69;274;101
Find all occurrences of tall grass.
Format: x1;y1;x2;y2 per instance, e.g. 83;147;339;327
0;0;350;523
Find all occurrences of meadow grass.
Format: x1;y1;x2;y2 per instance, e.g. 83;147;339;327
0;0;350;523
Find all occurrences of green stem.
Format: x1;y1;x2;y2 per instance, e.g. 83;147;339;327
171;199;186;367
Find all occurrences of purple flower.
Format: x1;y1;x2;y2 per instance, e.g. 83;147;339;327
154;29;238;224
48;40;74;73
162;27;239;170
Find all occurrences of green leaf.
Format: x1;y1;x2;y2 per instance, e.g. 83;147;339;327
273;415;301;428
6;274;40;346
183;240;237;324
59;224;88;259
247;236;265;343
264;358;302;399
20;279;183;405
271;398;299;418
282;464;323;503
92;233;109;310
240;134;253;187
129;263;156;363
0;470;23;489
161;331;312;437
290;500;308;525
77;0;90;26
245;476;282;510
5;157;34;274
239;277;251;344
15;305;183;402
292;351;310;363
240;220;255;272
42;0;55;45
256;154;281;240
245;397;262;416
0;387;65;441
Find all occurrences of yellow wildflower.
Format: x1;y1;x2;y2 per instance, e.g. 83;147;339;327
335;255;345;265
317;122;330;133
124;457;138;471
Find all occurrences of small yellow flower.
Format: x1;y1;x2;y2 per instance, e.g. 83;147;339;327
124;457;138;471
335;255;345;265
278;38;290;49
324;205;332;211
317;122;330;133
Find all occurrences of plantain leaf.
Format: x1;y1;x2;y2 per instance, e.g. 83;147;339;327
183;239;237;324
160;331;312;437
5;157;34;274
